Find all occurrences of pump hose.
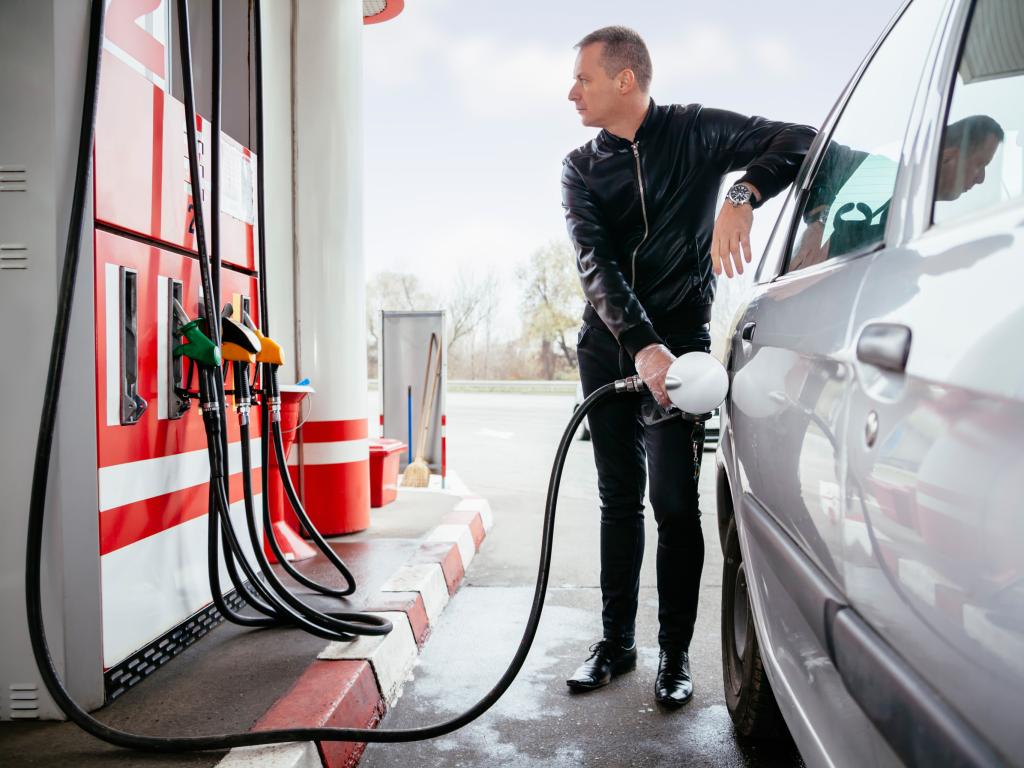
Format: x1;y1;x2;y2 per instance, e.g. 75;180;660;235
178;0;341;639
24;0;630;750
198;0;383;639
248;0;361;601
262;366;360;598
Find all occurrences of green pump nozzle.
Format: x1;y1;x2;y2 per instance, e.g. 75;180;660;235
173;299;221;368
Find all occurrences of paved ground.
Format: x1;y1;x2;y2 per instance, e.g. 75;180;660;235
362;391;804;767
0;492;459;768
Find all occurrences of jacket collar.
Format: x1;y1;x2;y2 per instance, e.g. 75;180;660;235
598;98;657;150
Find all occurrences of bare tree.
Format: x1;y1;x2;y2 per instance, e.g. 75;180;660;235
365;271;437;377
446;271;499;352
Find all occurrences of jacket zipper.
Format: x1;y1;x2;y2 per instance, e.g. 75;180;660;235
630;141;649;289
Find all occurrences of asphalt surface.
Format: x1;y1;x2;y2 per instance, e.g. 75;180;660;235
362;391;803;768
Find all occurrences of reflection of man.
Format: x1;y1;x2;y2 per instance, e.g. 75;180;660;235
791;115;1004;272
936;115;1003;201
561;26;814;706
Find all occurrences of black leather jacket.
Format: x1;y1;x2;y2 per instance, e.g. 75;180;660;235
562;99;815;357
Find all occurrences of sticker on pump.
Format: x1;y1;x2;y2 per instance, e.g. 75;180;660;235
221;140;256;225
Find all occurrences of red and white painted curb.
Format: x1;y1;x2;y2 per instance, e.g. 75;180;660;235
215;488;494;768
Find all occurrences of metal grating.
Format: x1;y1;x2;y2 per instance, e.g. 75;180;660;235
8;684;40;720
104;589;249;701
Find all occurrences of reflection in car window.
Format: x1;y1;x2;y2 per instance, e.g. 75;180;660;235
785;0;946;274
934;0;1023;225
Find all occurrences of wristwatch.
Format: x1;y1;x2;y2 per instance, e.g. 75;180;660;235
726;183;754;208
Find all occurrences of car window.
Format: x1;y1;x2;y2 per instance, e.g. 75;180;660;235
933;0;1024;225
784;0;948;275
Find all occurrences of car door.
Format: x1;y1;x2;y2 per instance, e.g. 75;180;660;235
841;0;1024;763
726;0;953;764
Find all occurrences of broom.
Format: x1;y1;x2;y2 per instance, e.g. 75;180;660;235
402;333;442;487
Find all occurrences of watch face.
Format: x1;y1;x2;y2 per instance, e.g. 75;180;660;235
728;184;751;206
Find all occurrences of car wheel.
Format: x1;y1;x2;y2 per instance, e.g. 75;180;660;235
722;517;785;741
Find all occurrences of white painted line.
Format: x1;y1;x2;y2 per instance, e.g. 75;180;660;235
215;742;320;768
426;524;475;570
379;563;449;625
98;440;261;512
478;428;513;440
286;438;369;466
318;611;417;706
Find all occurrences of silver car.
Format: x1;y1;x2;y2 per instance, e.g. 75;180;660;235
716;0;1024;766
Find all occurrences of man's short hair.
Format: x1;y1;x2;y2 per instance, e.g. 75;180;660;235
945;114;1004;152
575;26;652;92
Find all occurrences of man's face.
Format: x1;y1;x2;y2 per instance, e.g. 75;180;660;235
568;43;623;128
936;133;1001;201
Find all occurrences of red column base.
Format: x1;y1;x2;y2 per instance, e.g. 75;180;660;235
264;519;318;563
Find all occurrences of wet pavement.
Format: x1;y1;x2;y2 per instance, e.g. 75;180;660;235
361;391;804;767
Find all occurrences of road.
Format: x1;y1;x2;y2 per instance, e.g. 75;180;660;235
362;391;803;767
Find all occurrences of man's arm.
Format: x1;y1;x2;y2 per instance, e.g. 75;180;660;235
700;108;816;277
701;107;817;203
561;159;661;358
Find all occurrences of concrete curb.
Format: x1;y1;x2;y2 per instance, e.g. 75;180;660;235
215;487;492;768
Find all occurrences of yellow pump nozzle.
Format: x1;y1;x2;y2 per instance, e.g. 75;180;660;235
221;341;257;364
241;309;285;366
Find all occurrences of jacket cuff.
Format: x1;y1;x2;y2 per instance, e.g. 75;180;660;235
738;166;778;209
619;322;662;359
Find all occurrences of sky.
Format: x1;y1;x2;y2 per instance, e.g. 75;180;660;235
362;0;906;334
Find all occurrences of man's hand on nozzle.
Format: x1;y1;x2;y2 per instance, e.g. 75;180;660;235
634;343;676;408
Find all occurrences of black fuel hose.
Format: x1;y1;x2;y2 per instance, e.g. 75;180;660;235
186;0;384;641
263;367;361;597
249;0;362;601
24;0;634;750
258;404;360;599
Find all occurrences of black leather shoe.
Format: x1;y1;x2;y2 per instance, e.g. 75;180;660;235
654;649;693;706
566;640;637;692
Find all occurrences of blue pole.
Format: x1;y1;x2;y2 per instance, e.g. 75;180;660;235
406;385;413;465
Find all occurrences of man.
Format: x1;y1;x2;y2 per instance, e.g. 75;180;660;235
561;26;815;707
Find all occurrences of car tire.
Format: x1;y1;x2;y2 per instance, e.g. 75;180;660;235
722;517;785;741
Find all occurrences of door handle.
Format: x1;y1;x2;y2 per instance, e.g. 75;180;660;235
856;323;911;373
741;322;756;342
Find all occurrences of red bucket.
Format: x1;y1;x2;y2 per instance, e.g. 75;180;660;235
369;439;407;508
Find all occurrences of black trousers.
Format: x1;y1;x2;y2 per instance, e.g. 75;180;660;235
576;319;710;651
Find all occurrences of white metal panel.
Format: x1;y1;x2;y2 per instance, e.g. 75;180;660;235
100;496;264;667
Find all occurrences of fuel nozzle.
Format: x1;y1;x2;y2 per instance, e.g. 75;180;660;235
173;299;221;368
241;309;284;366
220;304;261;364
613;352;729;418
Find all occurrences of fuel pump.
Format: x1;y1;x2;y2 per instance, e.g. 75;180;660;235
24;0;728;753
